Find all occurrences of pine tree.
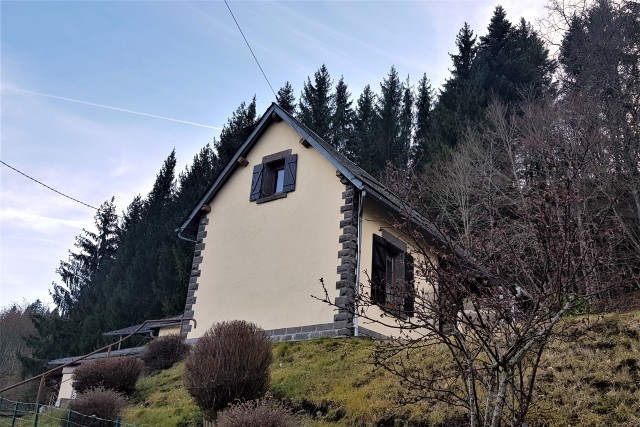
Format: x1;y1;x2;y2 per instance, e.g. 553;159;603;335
374;66;404;175
298;64;334;141
353;85;378;172
276;82;296;114
412;74;435;167
147;150;177;213
51;198;119;317
451;22;478;82
331;76;355;154
475;7;554;104
95;151;180;341
215;97;258;166
176;144;220;218
31;198;119;358
426;22;480;157
398;76;414;168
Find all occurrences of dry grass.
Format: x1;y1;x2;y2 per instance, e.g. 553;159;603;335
529;311;640;427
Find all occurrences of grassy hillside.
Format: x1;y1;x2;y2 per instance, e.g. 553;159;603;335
123;310;640;427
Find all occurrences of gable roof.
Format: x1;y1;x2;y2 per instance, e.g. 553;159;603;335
177;103;448;249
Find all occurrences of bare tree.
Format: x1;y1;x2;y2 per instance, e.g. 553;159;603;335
322;94;639;427
0;302;38;400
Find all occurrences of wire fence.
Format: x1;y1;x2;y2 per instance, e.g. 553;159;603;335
0;397;137;427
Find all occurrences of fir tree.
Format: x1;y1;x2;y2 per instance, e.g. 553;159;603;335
475;7;554;104
215;97;258;166
374;66;404;175
52;198;119;317
353;85;378;172
398;76;414;168
298;64;334;141
412;74;435;167
331;76;355;154
426;22;480;157
276;82;296;114
31;198;119;359
451;22;478;81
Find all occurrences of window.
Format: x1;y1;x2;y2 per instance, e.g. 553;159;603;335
249;150;298;203
371;232;415;317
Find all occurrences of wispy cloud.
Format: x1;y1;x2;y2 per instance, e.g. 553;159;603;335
6;88;223;130
0;207;89;232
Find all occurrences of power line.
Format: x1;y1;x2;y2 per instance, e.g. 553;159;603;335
0;160;99;210
224;0;278;100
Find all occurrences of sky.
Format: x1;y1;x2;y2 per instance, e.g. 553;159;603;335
0;0;549;308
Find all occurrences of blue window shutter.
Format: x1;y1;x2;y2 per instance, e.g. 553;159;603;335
283;154;298;193
372;234;387;305
250;164;264;201
404;252;415;317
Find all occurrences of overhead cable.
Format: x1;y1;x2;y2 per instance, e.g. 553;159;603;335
0;160;98;210
224;0;278;100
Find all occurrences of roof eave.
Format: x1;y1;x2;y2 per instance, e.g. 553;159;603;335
177;103;365;238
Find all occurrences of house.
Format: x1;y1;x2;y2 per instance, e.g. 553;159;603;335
49;347;145;407
45;103;449;407
49;315;182;407
177;103;448;341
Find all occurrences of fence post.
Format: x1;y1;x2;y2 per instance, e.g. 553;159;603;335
11;400;18;427
66;406;73;426
115;416;122;427
0;396;4;414
33;403;40;427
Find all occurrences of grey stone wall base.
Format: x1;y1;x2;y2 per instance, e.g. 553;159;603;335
267;321;352;342
356;327;389;340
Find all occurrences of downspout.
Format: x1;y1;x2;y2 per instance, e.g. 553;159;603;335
178;206;211;244
177;229;197;243
353;189;366;337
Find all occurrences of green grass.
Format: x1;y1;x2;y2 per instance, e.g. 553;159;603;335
123;363;202;427
270;337;461;426
118;310;640;427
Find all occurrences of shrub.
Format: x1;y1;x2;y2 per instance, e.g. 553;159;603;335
143;334;191;371
184;320;272;421
216;398;297;427
64;387;126;427
72;357;144;396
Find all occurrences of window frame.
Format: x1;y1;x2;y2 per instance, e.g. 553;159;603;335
371;231;415;318
249;149;298;204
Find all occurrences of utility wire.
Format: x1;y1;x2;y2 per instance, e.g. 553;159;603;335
224;0;277;100
0;160;99;210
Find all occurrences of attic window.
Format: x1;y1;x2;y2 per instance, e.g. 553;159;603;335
249;150;298;203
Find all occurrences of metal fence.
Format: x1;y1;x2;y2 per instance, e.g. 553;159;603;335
0;397;136;427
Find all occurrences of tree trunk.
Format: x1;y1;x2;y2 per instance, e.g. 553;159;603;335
490;369;509;427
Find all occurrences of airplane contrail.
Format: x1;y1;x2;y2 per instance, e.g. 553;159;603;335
11;88;223;130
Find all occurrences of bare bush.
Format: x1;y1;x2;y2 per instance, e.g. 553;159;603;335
216;398;297;427
64;387;126;427
184;320;272;422
72;357;143;396
143;334;191;371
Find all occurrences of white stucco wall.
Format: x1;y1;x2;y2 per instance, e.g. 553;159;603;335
158;325;181;337
55;366;77;407
188;121;344;338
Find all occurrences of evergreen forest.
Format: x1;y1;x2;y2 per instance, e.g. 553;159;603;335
11;0;638;378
